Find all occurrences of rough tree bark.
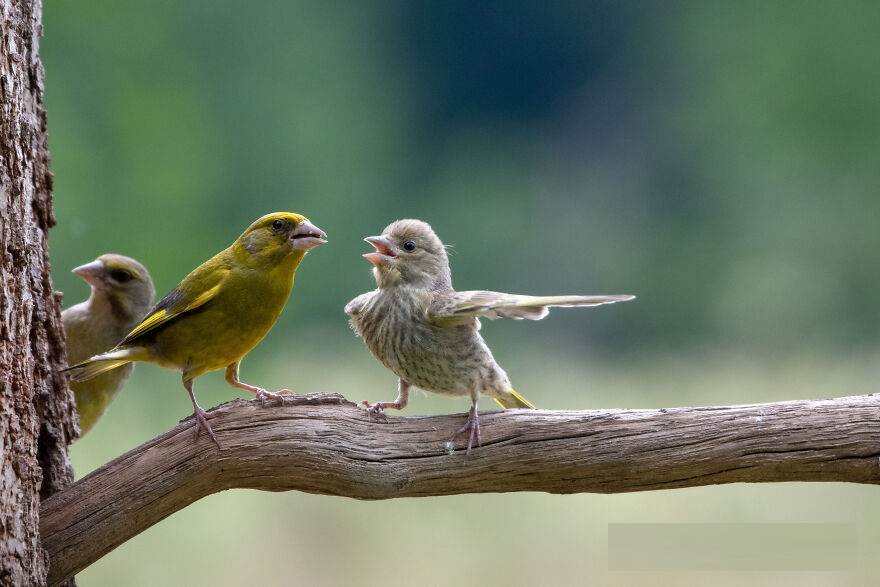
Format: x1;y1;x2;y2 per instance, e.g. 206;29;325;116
41;392;880;586
0;0;77;585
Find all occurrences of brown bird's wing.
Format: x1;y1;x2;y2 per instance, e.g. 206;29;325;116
429;291;635;326
117;266;229;345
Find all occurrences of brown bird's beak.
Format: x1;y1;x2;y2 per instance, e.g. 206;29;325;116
363;235;396;267
72;259;105;288
290;221;327;251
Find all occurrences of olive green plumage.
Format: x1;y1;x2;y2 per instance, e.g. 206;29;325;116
62;254;155;438
66;212;327;445
345;218;634;454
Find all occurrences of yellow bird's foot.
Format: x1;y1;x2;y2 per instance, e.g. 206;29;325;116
192;405;224;448
253;387;291;406
454;405;481;455
226;371;291;406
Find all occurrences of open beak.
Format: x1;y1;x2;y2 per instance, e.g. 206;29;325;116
72;259;104;288
290;221;327;251
363;235;395;267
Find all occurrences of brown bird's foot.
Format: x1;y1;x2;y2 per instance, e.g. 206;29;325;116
454;405;481;455
359;400;403;421
192;405;224;448
360;380;410;421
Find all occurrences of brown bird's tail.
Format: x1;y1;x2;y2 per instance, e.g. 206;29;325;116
493;388;536;409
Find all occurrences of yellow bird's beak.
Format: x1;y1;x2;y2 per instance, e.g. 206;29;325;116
290;221;327;251
72;259;105;288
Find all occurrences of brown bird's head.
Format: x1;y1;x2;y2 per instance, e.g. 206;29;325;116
73;254;156;322
235;212;327;268
363;219;452;289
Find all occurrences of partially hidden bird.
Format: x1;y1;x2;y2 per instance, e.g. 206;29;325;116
345;218;634;454
62;254;155;438
65;212;327;446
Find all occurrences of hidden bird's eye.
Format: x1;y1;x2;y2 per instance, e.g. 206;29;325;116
272;219;285;231
403;240;417;252
110;269;133;283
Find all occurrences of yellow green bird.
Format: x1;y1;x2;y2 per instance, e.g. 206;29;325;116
66;212;327;445
62;254;155;438
345;218;634;454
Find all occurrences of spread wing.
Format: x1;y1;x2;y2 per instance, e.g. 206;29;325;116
430;291;634;327
118;265;229;344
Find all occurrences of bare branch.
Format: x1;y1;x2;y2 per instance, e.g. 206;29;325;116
41;392;880;585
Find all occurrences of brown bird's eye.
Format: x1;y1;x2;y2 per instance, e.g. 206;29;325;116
403;240;417;252
110;269;133;283
272;219;285;231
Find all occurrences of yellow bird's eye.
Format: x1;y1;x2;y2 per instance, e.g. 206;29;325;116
272;219;285;231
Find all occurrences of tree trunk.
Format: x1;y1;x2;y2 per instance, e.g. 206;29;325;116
0;0;76;585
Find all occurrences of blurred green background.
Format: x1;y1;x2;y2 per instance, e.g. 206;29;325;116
43;1;880;585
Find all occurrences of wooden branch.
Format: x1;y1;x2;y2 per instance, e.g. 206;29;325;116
41;392;880;585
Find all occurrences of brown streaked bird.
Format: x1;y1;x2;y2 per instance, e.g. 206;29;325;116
62;254;155;438
345;218;634;454
66;212;327;446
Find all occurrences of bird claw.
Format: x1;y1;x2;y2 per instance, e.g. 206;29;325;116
359;400;389;421
255;388;291;406
192;406;223;448
453;407;481;455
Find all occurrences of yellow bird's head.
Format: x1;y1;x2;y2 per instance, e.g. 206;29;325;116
73;254;155;321
235;212;327;265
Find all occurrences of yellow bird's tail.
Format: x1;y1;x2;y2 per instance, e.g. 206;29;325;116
64;347;142;383
65;358;132;383
493;388;536;409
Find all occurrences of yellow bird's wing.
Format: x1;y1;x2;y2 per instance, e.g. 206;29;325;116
430;291;634;327
118;266;229;344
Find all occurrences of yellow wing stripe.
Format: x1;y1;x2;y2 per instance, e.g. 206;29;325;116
123;281;223;341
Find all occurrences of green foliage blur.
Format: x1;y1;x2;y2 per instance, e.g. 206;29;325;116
46;0;880;356
43;1;880;585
